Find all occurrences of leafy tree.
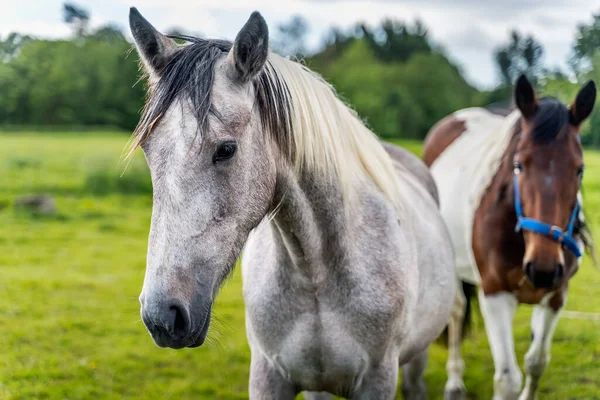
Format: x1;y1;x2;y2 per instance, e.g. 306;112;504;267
63;2;90;37
323;40;414;138
22;4;600;147
0;33;33;62
0;12;480;139
494;30;544;86
360;19;431;63
0;32;145;129
576;53;600;146
90;25;126;44
571;11;600;74
272;15;309;58
313;29;478;139
306;27;356;70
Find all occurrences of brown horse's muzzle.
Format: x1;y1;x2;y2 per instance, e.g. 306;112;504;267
523;234;565;289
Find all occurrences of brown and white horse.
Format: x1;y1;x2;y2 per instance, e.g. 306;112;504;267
423;75;596;400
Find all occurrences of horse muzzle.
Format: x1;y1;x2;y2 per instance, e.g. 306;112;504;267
140;295;212;349
524;260;564;289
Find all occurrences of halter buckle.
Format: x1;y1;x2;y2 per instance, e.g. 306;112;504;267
549;225;565;241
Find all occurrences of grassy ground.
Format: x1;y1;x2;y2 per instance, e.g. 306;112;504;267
1;132;599;399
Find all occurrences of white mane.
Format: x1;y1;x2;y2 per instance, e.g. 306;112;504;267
267;53;407;214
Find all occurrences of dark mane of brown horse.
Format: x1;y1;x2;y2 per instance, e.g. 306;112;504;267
528;97;570;143
486;96;569;140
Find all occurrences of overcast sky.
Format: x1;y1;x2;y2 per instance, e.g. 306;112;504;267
2;0;600;89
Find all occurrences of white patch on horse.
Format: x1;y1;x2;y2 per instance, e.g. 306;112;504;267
478;291;523;400
519;293;565;400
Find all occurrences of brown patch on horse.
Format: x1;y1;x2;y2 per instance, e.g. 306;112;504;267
422;116;467;167
548;290;566;310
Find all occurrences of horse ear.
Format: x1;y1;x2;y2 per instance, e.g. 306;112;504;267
129;7;178;80
570;80;596;126
515;74;538;119
227;11;269;83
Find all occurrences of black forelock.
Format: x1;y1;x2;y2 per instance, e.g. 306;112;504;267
134;37;231;142
132;35;292;155
529;97;570;144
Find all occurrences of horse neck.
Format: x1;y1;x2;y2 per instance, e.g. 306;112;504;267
268;165;355;281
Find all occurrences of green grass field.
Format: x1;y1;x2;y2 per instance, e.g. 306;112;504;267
1;132;599;399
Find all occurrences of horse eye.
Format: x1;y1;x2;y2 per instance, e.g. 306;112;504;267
513;161;524;174
576;166;584;177
213;141;237;163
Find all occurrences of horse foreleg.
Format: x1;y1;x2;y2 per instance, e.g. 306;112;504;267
444;281;467;400
401;348;428;400
350;355;399;400
479;291;522;400
249;353;297;400
518;293;565;400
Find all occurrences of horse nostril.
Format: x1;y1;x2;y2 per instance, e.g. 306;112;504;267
553;263;565;285
171;304;186;333
524;261;563;289
139;298;194;348
167;303;190;339
525;261;535;282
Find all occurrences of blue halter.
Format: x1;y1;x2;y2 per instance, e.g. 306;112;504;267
513;170;582;258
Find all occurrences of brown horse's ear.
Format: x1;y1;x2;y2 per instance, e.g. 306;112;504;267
515;74;538;119
570;80;596;126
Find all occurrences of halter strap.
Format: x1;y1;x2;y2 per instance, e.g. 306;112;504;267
513;173;582;258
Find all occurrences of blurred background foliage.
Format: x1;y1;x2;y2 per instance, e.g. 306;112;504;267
1;3;600;144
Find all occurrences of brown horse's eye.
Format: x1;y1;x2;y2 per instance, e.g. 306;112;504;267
513;161;524;174
576;166;584;178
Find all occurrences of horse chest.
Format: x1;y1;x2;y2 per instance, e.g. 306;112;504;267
244;269;403;390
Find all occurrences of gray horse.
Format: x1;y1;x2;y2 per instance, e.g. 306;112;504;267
128;7;456;399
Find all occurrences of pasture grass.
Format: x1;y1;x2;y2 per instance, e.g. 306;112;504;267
1;132;599;399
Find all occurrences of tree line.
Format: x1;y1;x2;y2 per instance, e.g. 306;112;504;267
1;3;600;145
